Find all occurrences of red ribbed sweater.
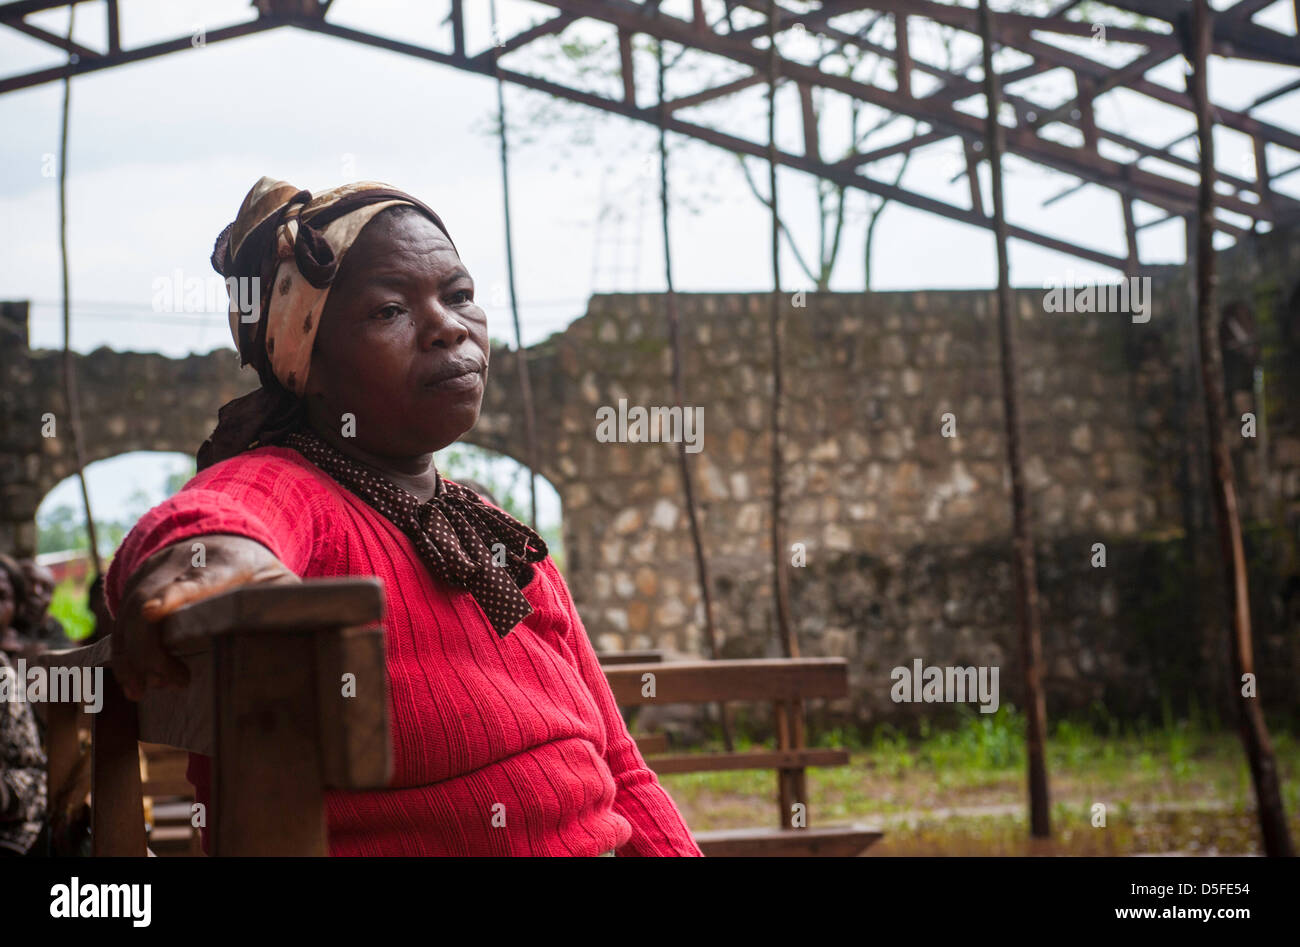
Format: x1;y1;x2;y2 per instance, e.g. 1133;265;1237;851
104;446;702;857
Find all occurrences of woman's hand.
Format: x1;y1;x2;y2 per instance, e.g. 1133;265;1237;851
112;534;300;701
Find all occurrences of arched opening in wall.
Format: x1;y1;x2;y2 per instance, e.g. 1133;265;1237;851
432;442;564;572
35;450;197;641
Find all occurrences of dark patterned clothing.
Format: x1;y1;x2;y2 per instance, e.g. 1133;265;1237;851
0;650;47;855
283;428;548;638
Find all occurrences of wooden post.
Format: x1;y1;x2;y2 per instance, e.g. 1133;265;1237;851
490;0;540;528
92;673;148;855
774;699;799;829
767;0;798;660
1189;0;1294;858
978;0;1051;839
656;37;733;753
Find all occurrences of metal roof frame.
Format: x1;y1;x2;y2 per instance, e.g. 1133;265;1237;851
2;0;1298;270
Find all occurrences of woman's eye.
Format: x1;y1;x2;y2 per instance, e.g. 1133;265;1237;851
374;304;403;319
450;290;473;305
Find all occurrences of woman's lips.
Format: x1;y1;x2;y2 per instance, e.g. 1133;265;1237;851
424;369;482;392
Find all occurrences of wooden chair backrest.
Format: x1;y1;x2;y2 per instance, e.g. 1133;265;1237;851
34;578;388;856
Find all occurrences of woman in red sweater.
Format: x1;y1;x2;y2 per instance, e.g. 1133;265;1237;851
106;177;702;857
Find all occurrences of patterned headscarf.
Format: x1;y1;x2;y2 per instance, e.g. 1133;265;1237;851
198;176;457;470
197;178;549;636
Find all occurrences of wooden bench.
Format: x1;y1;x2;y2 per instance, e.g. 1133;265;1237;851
596;649;665;666
604;657;881;857
35;578;388;856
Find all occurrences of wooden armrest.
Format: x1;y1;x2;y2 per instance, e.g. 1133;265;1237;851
159;578;385;652
31;637;113;670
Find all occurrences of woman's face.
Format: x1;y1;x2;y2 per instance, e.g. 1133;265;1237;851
304;208;489;459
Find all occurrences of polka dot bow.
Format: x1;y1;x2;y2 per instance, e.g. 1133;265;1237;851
285;429;548;638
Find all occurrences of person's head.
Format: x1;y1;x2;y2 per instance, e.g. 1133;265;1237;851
200;178;484;469
302;204;488;458
16;557;54;631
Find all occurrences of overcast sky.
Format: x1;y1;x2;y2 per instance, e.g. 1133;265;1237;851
2;0;1296;537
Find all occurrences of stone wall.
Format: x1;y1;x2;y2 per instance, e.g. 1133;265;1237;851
541;228;1300;727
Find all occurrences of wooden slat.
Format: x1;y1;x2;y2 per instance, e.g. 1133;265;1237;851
645;748;849;774
140;751;192;797
631;733;669;754
604;658;848;705
160;578;385;651
694;826;881;857
141;778;193;798
597;649;666;666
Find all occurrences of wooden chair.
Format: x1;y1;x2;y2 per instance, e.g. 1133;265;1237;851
604;657;882;857
34;578;388;856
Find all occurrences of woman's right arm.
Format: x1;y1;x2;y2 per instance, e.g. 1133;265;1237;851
105;456;322;701
111;534;298;701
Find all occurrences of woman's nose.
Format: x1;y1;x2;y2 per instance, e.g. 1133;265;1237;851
415;302;470;350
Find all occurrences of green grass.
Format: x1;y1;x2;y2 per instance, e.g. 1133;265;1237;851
49;578;95;641
654;707;1300;854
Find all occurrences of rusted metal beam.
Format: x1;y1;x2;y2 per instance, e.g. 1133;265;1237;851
1027;48;1170;133
540;0;1289;222
449;0;464;57
2;0;1294;265
1254;134;1272;216
835;127;947;168
665;72;767;112
1122;194;1139;272
6;15;98;58
1076;74;1099;152
894;12;912;99
0;18;282;95
965;139;985;216
1112;0;1299;64
860;0;1300;151
468;11;577;66
619;28;636;106
105;0;118;55
799;81;819;160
